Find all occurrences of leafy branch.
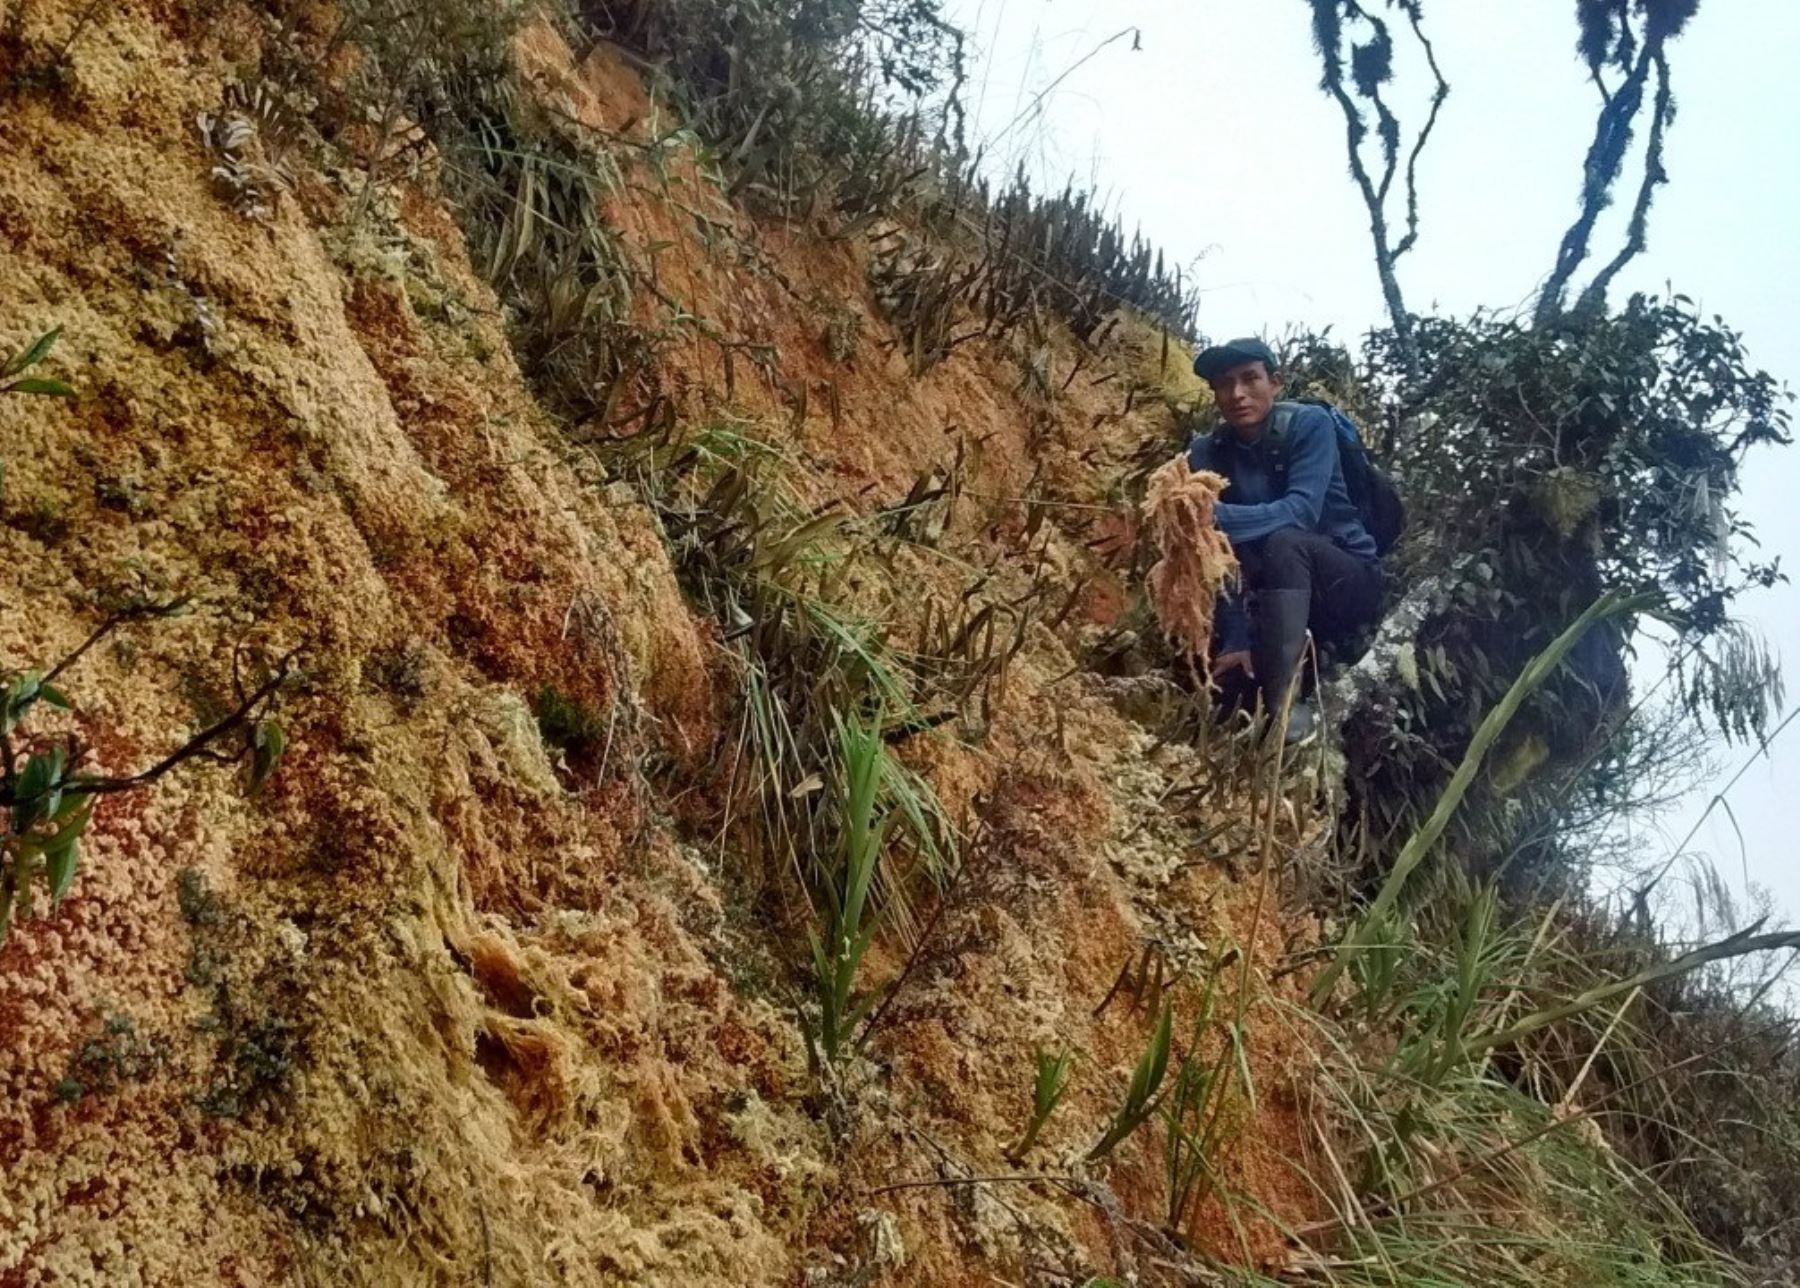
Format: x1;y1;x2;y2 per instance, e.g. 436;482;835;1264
1;618;294;940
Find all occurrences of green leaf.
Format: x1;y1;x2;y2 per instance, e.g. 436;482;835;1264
46;837;79;901
14;747;65;831
36;682;72;711
11;673;42;707
1;328;60;379
11;843;34;921
248;719;287;794
19;793;92;856
50;788;89;822
5;377;75;398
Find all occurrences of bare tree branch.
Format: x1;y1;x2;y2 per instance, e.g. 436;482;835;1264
1303;0;1451;373
1538;2;1702;323
1390;1;1448;259
1536;38;1656;323
1573;50;1672;317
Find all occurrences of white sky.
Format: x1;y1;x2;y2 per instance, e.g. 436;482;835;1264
944;0;1799;927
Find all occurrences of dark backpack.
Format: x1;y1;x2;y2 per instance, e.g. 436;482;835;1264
1200;400;1406;557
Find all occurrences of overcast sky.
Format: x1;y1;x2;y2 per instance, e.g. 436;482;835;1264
942;0;1799;929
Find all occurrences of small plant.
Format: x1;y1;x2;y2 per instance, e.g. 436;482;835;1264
868;235;980;373
810;712;889;1065
1160;966;1251;1238
647;436;956;935
2;328;75;398
1;615;293;941
1086;1000;1173;1161
1004;1046;1073;1163
196;82;299;222
1349;907;1408;1024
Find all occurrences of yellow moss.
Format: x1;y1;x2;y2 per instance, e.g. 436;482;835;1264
1533;466;1603;539
1491;731;1553;795
1106;308;1215;413
1143;457;1238;673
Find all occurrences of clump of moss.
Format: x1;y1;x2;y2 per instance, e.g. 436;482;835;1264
532;683;608;763
366;641;430;706
195;1011;299;1120
177;866;225;927
55;1013;169;1102
175;867;304;1118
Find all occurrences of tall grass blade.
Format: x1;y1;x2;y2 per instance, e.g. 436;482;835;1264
1313;588;1658;1005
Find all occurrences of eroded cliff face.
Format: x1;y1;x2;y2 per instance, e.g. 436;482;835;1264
0;6;1326;1284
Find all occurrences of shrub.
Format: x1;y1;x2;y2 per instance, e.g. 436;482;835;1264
1287;299;1790;878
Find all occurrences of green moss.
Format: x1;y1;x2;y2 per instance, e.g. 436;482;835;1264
55;1013;168;1103
532;683;607;761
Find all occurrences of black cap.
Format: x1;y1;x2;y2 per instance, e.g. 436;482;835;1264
1192;337;1279;381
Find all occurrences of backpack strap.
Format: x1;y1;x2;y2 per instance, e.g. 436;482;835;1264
1262;403;1297;485
1198;405;1297;494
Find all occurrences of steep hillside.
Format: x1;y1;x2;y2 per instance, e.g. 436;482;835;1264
8;1;1787;1284
0;5;1342;1284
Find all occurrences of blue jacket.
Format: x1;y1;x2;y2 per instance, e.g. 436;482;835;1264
1187;402;1377;653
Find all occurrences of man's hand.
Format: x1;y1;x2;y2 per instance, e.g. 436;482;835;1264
1215;650;1255;680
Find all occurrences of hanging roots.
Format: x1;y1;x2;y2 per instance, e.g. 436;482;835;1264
1143;455;1237;682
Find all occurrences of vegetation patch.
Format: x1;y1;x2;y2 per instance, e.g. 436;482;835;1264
54;1012;170;1103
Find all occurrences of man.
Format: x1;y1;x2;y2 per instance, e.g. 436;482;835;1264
1186;338;1383;743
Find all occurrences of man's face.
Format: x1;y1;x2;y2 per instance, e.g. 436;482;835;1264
1208;360;1281;435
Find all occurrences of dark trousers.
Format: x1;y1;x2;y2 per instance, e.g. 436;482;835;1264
1217;528;1383;707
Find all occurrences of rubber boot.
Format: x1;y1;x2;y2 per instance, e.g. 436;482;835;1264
1254;589;1317;745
